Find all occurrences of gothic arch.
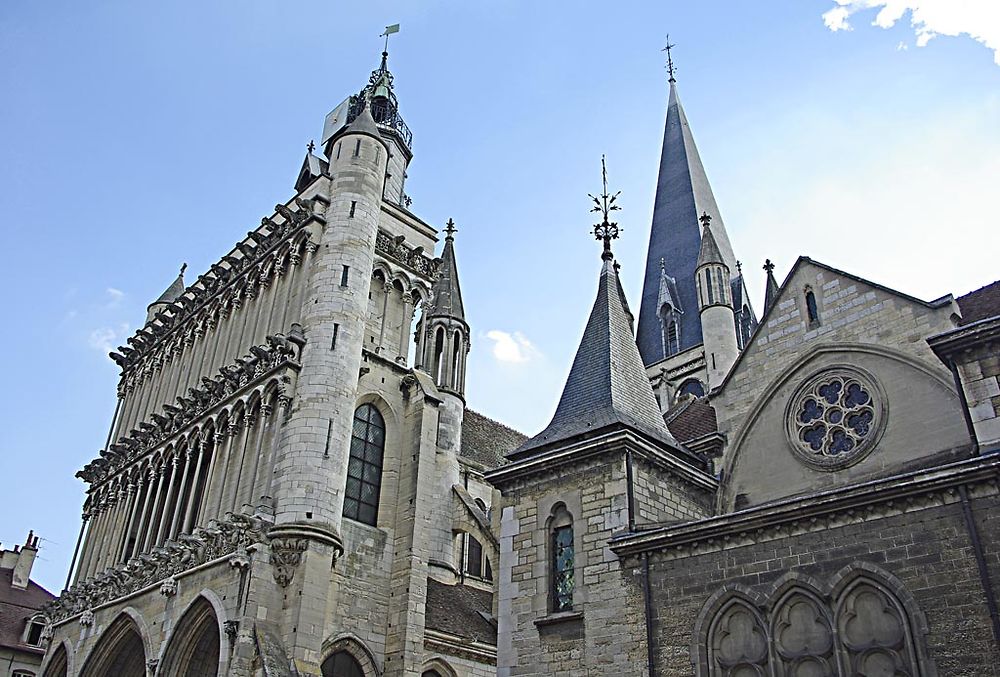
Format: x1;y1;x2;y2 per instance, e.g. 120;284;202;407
421;656;458;677
720;341;961;508
41;638;72;677
769;585;836;675
320;634;380;677
79;608;151;677
355;392;399;430
157;593;226;676
691;583;767;676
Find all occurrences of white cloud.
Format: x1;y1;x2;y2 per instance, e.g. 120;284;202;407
88;322;130;355
485;330;540;364
104;287;125;308
822;1;1000;64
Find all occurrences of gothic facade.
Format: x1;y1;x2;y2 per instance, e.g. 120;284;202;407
35;48;1000;677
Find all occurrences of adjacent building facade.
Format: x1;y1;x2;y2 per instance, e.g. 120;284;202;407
34;44;1000;677
1;532;55;677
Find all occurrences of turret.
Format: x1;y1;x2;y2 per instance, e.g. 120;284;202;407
145;264;185;324
418;219;469;396
696;212;739;389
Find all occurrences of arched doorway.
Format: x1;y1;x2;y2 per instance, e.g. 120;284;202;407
159;597;221;676
42;643;68;677
321;650;365;677
80;614;146;677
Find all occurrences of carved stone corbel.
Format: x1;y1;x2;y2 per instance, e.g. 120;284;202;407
269;538;308;587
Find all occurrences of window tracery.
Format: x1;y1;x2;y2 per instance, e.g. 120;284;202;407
785;367;885;470
343;404;385;526
548;503;575;612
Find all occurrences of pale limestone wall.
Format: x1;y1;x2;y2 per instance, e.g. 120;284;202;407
700;303;738;390
957;343;1000;449
0;647;44;676
496;455;651;677
382;138;409;206
631;456;713;526
715;261;967;509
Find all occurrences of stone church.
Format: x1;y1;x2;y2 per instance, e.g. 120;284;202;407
37;45;1000;677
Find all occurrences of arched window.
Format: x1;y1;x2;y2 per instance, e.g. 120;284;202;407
23;614;45;646
322;651;365;677
707;599;768;676
463;534;493;581
805;287;820;326
834;578;919;675
549;504;574;612
344;404;385;526
433;327;445;384
678;379;706;399
771;589;835;675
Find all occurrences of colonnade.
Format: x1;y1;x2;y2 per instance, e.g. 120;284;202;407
74;393;284;583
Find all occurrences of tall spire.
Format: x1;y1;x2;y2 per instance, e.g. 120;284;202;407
636;60;743;366
428;219;466;322
763;259;780;314
146;264;186;323
511;165;680;458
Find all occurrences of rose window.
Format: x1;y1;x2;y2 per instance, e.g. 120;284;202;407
786;368;885;470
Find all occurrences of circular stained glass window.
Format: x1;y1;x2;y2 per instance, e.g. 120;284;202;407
785;367;886;470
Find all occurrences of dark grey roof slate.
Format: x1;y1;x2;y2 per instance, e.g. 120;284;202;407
763;263;781;314
637;81;745;365
461;409;527;470
429;233;465;322
957;280;1000;325
425;578;496;645
512;258;681;457
336;105;385;147
0;568;55;653
150;270;185;307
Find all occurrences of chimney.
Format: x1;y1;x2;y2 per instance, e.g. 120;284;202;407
11;531;39;590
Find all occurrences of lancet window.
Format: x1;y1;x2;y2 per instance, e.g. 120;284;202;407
549;503;575;613
344;404;386;526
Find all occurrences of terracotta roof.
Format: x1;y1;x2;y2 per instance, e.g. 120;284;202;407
665;397;718;443
425;578;496;645
461;410;527;470
957;280;1000;325
0;568;56;653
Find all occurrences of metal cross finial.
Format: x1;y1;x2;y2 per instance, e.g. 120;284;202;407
736;260;743;275
444;218;457;239
589;155;622;261
763;259;776;274
179;263;187;277
699;211;712;228
307;140;315;154
662;35;677;83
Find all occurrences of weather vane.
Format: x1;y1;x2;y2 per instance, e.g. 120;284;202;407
589;155;622;261
662;35;677;82
381;23;400;53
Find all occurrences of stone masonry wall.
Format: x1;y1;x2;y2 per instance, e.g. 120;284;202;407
957;341;1000;449
632;486;1000;676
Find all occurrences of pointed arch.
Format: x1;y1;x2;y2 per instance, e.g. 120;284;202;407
769;585;835;675
158;593;224;676
41;639;71;677
79;609;150;677
321;634;380;677
421;656;458;677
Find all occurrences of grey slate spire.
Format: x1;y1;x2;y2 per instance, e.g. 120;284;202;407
696;213;726;269
428;219;465;321
146;264;186;323
763;259;780;314
636;78;741;366
511;255;680;457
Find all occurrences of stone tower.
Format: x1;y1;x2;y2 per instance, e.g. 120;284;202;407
695;212;739;390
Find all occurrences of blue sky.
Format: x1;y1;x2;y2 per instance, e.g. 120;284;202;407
1;1;997;592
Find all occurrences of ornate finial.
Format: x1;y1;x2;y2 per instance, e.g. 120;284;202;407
763;259;776;274
699;211;712;229
662;35;677;83
180;263;187;277
736;260;743;275
444;218;457;240
589;155;622;261
660;257;665;271
307;139;315;154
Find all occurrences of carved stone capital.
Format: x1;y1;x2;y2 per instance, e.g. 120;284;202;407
79;609;94;627
159;577;177;597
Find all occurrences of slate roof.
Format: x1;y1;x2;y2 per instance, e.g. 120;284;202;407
0;568;55;654
425;578;497;645
150;269;186;307
429;232;466;322
637;80;743;365
763;263;781;314
665;398;718;443
957;280;1000;325
512;258;681;458
696;221;725;269
461;409;527;470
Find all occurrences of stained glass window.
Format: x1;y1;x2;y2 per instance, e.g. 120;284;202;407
552;525;575;612
343;404;385;526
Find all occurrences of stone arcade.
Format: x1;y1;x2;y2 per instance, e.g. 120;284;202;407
36;46;1000;677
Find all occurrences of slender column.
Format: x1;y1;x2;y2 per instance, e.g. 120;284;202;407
169;445;195;538
84;497;110;578
278;251;300;330
67;512;89;588
101;487;127;569
214;418;242;517
130;469;156;559
199;430;227;522
155;455;181;545
182;437;209;532
415;302;430;370
376;282;392;353
243;404;271;509
206;306;230;381
263;261;283;336
258;396;289;505
141;465;167;552
72;509;95;584
118;481;142;561
397;294;414;364
228;411;256;513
